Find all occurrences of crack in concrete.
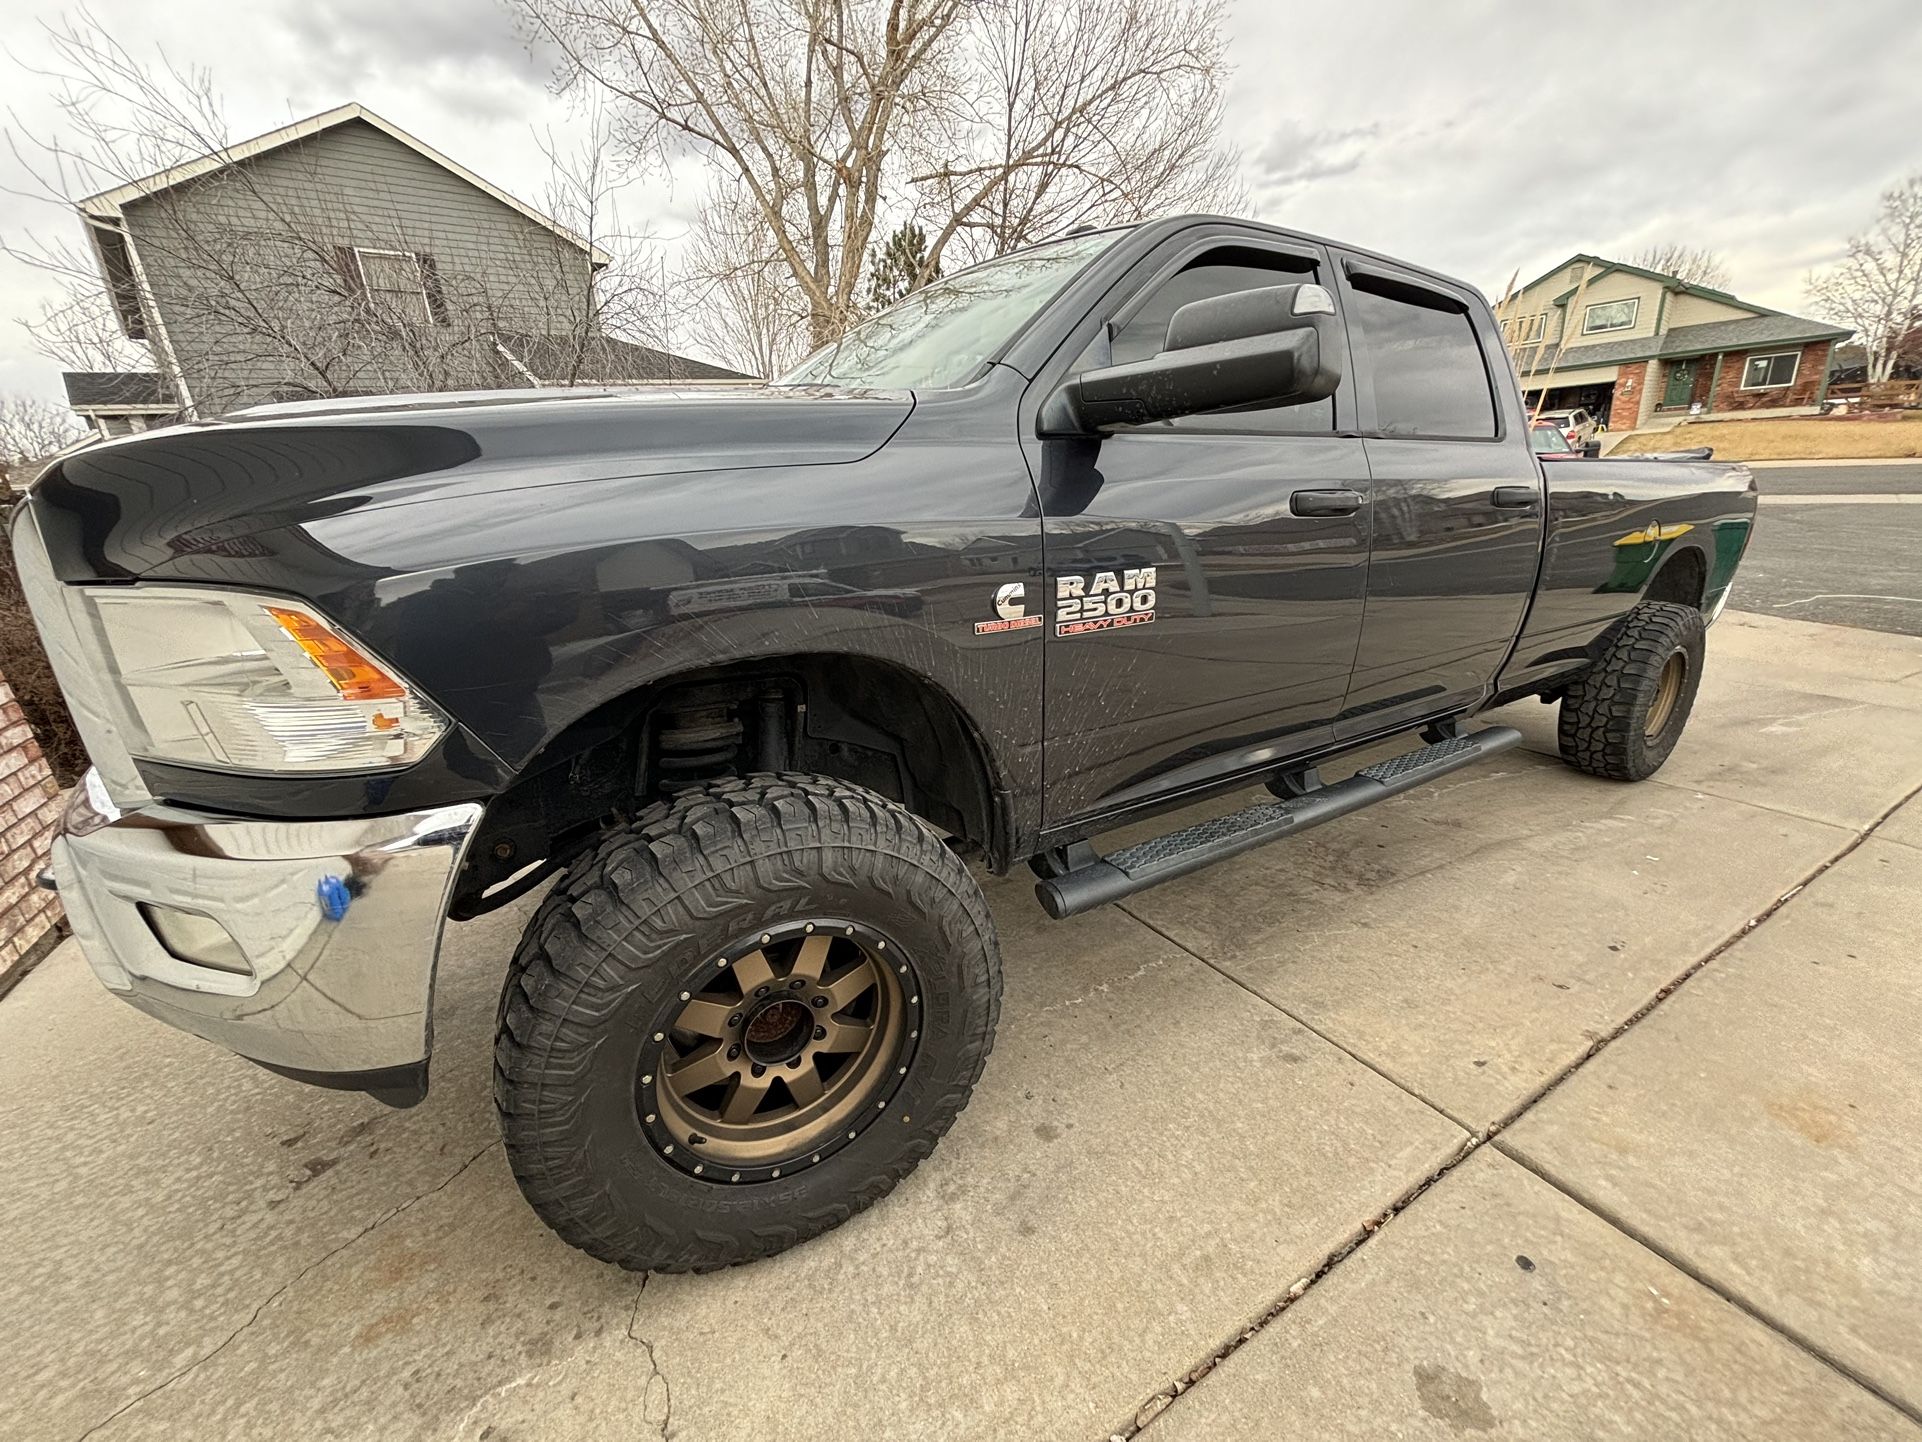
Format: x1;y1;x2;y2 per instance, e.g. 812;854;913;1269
74;1140;498;1442
1109;777;1922;1440
626;1274;673;1440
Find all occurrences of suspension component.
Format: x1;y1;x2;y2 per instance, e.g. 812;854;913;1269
654;686;745;794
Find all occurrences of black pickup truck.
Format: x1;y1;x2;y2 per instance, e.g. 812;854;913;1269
16;215;1754;1272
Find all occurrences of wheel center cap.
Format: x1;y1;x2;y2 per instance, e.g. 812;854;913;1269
743;998;811;1066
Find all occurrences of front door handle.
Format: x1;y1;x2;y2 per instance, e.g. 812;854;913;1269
1491;485;1539;509
1290;488;1364;517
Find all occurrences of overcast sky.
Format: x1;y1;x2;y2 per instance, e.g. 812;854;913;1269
3;0;1919;405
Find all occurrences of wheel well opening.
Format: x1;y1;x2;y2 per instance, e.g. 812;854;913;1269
453;655;1004;915
1644;546;1708;610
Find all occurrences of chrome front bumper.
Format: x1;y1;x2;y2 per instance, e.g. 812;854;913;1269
50;771;481;1105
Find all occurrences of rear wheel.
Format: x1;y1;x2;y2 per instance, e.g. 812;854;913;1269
495;773;1001;1271
1557;600;1705;781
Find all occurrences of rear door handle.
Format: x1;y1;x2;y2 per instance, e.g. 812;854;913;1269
1290;488;1364;517
1491;486;1539;509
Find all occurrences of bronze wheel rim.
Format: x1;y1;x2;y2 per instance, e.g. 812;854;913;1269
639;919;919;1183
1646;653;1686;738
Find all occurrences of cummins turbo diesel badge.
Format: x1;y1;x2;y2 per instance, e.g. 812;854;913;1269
973;581;1042;635
1055;568;1156;636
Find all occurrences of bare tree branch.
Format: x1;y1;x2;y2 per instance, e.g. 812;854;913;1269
515;0;1241;356
1630;243;1732;291
0;391;88;472
1808;174;1922;384
676;178;813;377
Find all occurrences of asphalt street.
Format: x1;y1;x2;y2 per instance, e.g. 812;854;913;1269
1734;463;1922;637
1753;462;1922;496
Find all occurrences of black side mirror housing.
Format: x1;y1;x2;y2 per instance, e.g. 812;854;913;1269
1580;440;1602;458
1039;283;1343;436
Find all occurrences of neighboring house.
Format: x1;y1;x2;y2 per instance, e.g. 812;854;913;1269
63;103;746;433
1502;254;1850;431
61;370;177;438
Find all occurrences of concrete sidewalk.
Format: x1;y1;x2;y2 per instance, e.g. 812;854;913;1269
3;612;1920;1440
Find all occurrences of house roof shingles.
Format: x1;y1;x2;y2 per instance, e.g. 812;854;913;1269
499;333;752;384
1519;312;1850;378
61;371;177;410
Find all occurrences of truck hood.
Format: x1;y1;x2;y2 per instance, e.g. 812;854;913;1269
29;384;913;581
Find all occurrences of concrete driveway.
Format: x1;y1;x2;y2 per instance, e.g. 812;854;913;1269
3;612;1920;1440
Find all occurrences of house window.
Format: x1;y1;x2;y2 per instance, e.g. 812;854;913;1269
353;248;432;324
1740;351;1800;390
1508;312;1546;345
1582;297;1639;334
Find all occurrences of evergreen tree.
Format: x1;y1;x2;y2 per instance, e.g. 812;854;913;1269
867;224;940;310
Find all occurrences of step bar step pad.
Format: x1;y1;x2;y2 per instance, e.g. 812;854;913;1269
1108;798;1311;877
1356;732;1486;784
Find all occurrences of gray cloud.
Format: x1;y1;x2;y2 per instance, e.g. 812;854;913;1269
3;0;1919;402
1250;120;1381;191
1223;0;1922;310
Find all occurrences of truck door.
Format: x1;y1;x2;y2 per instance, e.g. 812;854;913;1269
1330;254;1544;739
1018;230;1370;824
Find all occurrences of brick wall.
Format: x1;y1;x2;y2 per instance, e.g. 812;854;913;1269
1689;358;1716;409
1709;340;1834;413
1608;361;1649;430
0;673;64;986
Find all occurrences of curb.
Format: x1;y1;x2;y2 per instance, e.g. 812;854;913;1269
1744;457;1922;469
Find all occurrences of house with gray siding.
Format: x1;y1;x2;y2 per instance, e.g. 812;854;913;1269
67;103;744;433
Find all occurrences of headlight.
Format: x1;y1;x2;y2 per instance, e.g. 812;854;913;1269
81;586;447;773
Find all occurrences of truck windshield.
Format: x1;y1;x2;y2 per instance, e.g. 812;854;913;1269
776;229;1121;390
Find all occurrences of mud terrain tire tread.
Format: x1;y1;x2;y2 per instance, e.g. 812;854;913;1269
494;773;1001;1272
1557;600;1705;782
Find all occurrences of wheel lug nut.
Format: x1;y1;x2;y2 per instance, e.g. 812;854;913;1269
811;996;827;1008
755;985;770;997
789;978;804;990
751;1063;766;1077
813;1026;826;1040
728;1013;742;1028
727;1045;741;1060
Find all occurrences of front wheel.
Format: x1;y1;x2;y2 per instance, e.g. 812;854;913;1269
494;774;1001;1271
1557;600;1706;781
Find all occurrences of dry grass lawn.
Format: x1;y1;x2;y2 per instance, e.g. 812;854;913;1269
1608;417;1922;461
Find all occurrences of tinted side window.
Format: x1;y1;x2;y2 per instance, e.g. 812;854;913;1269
1076;250;1335;435
1347;277;1497;439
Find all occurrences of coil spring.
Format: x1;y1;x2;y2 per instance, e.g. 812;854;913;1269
654;696;744;794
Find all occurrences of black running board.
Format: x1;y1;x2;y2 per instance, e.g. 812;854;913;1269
1035;726;1523;919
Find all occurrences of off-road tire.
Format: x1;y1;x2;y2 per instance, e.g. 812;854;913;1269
1557;600;1705;781
494;773;1001;1272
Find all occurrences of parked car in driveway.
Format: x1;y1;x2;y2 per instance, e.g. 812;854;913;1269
1537;407;1600;448
1531;421;1601;459
16;213;1757;1274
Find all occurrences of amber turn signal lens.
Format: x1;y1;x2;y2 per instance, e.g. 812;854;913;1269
265;606;406;702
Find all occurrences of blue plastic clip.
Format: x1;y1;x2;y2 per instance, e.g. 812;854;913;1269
317;874;352;922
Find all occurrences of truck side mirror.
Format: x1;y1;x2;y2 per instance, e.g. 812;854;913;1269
1038;283;1344;436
